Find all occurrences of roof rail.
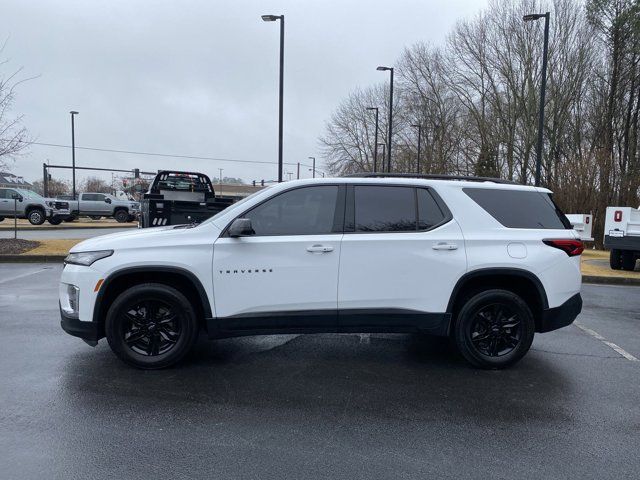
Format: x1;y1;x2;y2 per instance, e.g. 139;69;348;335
344;172;518;185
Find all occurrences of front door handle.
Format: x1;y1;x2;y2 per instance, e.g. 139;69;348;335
432;242;458;251
306;244;334;253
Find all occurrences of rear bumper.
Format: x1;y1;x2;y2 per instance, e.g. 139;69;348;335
60;306;101;345
538;293;582;333
604;235;640;251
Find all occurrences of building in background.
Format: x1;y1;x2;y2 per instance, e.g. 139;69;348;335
0;171;32;189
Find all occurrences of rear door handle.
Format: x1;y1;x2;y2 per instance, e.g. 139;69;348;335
432;242;458;251
306;244;334;253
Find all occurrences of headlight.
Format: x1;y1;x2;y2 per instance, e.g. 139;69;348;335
64;250;113;266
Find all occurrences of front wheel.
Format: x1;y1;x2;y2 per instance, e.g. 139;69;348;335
27;208;46;225
114;209;129;223
453;289;535;369
105;283;199;369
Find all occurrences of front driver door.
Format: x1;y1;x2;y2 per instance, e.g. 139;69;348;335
213;184;344;333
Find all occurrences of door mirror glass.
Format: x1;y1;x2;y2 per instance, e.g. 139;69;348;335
105;197;112;204
11;193;23;202
228;218;255;237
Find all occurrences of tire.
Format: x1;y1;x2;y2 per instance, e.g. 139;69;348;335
105;283;199;369
610;249;622;270
0;216;4;222
89;215;102;220
48;216;63;225
127;214;136;222
64;216;77;223
621;251;637;271
452;289;535;369
114;209;129;223
27;208;46;225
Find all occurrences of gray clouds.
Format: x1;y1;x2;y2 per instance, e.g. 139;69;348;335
3;0;487;184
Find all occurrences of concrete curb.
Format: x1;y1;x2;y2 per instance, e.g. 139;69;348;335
582;275;640;286
0;255;67;263
0;225;137;232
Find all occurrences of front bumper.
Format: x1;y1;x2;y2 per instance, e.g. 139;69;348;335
60;305;101;346
537;293;582;333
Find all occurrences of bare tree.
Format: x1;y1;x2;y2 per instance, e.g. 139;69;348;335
0;40;31;170
81;176;112;193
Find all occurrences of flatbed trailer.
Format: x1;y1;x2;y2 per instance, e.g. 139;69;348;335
140;171;237;228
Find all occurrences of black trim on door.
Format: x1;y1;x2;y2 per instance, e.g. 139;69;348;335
207;308;451;339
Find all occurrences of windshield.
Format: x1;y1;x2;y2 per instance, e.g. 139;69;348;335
17;189;43;199
200;187;273;225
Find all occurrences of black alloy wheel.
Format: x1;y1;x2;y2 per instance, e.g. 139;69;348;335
469;303;521;357
453;289;535;369
105;283;199;369
122;300;182;356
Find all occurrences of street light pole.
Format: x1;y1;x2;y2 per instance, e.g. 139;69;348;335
377;66;394;172
69;111;79;199
262;14;285;183
412;124;422;174
308;156;316;178
366;107;379;172
523;12;550;187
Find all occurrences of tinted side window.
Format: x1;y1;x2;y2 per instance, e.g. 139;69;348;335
0;190;6;199
82;194;96;201
243;186;339;236
417;188;446;229
354;186;416;232
94;194;106;201
463;188;571;229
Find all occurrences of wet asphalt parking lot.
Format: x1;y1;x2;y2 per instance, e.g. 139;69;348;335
1;263;639;480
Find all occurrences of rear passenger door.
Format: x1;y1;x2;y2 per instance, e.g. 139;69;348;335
337;185;467;333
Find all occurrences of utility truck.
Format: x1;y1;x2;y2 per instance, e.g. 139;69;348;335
604;206;640;271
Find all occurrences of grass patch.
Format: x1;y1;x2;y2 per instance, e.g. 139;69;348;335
581;249;640;278
21;239;83;256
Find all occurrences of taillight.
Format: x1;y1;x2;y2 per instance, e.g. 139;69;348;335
543;239;584;257
614;210;623;222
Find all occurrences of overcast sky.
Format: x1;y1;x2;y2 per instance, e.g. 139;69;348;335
3;0;487;187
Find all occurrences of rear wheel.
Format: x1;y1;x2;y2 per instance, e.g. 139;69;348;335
610;249;622;270
453;289;535;369
621;251;637;271
105;283;199;369
27;208;46;225
114;209;129;223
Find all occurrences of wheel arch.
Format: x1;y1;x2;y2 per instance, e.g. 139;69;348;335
446;268;549;332
93;266;212;337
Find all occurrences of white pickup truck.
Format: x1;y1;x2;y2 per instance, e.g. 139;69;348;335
604;206;640;271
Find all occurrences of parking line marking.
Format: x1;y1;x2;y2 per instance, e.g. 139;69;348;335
574;322;639;362
0;267;48;285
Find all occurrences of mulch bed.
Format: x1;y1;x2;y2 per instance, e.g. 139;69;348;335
0;239;40;255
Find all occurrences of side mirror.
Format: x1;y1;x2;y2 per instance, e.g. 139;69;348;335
228;218;254;237
105;197;112;204
11;194;23;202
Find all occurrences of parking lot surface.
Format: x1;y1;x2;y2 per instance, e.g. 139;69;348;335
1;263;639;480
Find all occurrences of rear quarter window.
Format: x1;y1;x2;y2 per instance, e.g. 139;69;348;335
463;188;571;229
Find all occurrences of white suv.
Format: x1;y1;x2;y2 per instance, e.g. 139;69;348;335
59;175;583;369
